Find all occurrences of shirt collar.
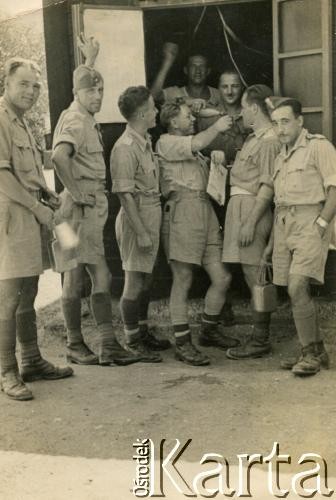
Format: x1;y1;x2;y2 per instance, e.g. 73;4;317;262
0;96;24;124
279;127;308;159
253;124;273;139
70;100;98;128
126;124;151;152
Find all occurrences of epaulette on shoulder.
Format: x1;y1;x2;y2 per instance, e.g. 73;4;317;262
118;135;133;146
263;128;277;140
307;132;326;141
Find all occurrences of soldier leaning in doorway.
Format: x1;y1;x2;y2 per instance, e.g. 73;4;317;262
151;42;220;112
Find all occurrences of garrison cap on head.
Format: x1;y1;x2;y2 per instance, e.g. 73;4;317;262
73;65;103;91
265;96;295;111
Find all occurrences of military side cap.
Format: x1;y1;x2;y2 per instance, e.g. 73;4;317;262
265;96;295;110
73;65;103;91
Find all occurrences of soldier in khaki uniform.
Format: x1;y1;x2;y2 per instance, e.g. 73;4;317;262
267;97;336;376
157;100;240;366
197;69;247;325
52;64;140;367
0;58;73;401
222;85;281;361
110;86;169;363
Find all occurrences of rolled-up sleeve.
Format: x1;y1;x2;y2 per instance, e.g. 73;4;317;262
110;145;137;193
314;139;336;190
53;112;85;154
259;138;281;188
156;134;194;161
0;113;12;170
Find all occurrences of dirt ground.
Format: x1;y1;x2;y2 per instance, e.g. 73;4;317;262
1;292;336;499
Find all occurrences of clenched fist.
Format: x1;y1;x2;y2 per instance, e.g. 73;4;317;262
162;42;179;64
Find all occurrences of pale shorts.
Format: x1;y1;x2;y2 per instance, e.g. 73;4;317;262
116;196;161;274
57;185;108;269
273;205;332;286
222;195;273;265
0;194;47;279
161;192;222;266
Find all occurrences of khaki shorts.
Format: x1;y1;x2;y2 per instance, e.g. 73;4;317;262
273;205;332;286
57;186;108;269
116;197;161;274
0;195;46;279
222;195;273;265
161;193;222;266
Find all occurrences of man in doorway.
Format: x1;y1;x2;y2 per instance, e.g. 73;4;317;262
223;84;281;361
110;86;169;363
157;99;240;366
52;40;141;367
151;42;219;108
0;57;73;401
267;97;336;376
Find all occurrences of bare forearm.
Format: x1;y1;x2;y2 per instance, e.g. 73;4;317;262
150;62;172;101
320;186;336;223
118;193;147;236
191;123;222;152
52;152;83;200
0;169;38;210
247;185;274;225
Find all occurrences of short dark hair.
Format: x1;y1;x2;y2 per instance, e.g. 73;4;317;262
160;98;186;129
272;98;302;118
244;84;273;116
5;57;41;78
118;86;151;120
186;54;209;67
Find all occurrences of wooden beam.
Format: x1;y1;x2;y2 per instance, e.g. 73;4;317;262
138;0;265;9
321;0;332;140
272;0;280;94
278;49;323;59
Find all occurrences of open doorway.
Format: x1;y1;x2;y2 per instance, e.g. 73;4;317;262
143;1;273;91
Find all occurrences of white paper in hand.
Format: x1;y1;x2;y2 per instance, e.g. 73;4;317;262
207;160;228;206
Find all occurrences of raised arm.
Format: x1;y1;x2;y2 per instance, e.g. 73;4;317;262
150;42;179;102
77;32;100;68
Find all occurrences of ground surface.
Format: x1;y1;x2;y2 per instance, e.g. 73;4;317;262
1;278;336;499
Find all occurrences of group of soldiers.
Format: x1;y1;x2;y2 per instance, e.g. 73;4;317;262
1;37;336;401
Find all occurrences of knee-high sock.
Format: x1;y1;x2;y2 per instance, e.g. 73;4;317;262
62;298;83;346
138;290;150;333
90;293;116;352
292;300;317;347
16;311;41;365
0;319;18;375
120;297;140;343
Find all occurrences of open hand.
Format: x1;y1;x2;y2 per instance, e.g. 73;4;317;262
77;32;99;66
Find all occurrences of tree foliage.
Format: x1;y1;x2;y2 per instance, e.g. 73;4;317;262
0;11;49;147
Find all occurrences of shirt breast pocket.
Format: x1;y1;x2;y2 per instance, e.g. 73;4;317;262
12;137;35;172
86;140;103;154
286;164;304;193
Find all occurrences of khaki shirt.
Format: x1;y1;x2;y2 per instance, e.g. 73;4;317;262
197;103;247;164
0;97;48;194
273;128;336;206
52;100;106;184
163;85;220;107
156;134;209;198
110;125;159;195
230;126;281;195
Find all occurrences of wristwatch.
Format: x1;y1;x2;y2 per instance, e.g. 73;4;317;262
315;216;329;229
